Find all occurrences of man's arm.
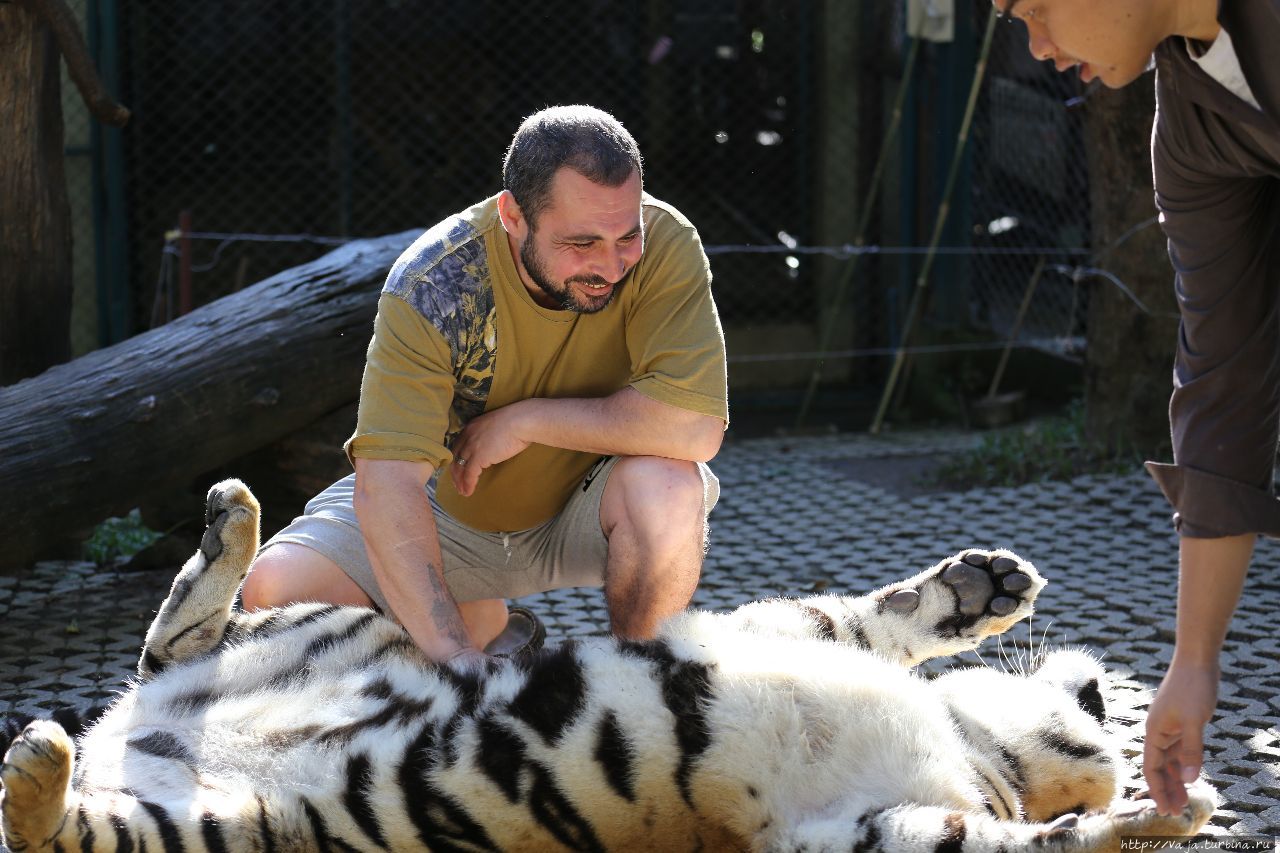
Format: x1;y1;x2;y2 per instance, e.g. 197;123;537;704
352;456;485;666
1144;533;1251;815
449;386;723;496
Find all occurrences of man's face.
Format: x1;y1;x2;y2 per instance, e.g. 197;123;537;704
514;167;644;314
993;0;1163;88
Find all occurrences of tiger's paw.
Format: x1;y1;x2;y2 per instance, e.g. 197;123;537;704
875;549;1045;657
1;720;75;850
1048;783;1216;851
200;478;260;572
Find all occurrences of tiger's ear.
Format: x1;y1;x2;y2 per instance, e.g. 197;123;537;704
1032;649;1108;723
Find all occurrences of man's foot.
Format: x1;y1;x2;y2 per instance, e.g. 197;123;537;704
484;606;546;660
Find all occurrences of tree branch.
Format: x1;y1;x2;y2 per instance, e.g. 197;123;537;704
19;0;130;127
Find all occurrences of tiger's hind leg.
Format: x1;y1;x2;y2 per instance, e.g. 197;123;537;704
139;479;260;678
1;720;75;852
730;549;1045;667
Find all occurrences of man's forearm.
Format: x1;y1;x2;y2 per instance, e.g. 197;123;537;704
354;460;476;662
510;386;723;462
1172;534;1252;666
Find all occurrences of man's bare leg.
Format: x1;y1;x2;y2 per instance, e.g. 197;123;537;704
599;456;707;639
241;543;509;647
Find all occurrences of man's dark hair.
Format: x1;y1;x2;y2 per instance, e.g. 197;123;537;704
502;105;643;229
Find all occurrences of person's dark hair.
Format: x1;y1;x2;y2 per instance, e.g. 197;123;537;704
502;105;643;229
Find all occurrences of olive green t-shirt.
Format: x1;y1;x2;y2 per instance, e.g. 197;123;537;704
345;193;728;532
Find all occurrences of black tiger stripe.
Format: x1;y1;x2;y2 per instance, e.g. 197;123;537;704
360;678;395;701
300;796;362;853
527;762;605;853
476;715;528;803
302;612;379;660
200;813;228;853
1075;678;1106;723
663;660;715;809
110;814;135;853
127;732;197;769
141;649;167;677
1040;729;1104;759
398;722;498;851
852;809;882;852
163;612;225;654
995;743;1027;794
318;693;434;746
54;841;68;853
161;578;197;617
849;622;872;651
361;635;417;666
262;605;343;637
593;711;636;802
617;638;678;669
167;687;217;715
797;605;837;642
509;642;587;745
256;795;277;853
342;753;388;847
935;812;967;853
139;801;186;853
437;712;468;769
77;805;95;853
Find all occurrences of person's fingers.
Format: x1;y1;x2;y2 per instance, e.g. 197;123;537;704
1143;744;1169;812
1144;717;1180;815
1167;726;1204;812
450;458;466;495
460;460;483;497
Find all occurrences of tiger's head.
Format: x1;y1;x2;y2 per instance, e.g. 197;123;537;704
933;648;1123;823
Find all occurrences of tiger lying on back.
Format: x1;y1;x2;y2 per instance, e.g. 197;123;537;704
1;480;1214;852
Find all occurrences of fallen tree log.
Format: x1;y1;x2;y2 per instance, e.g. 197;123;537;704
0;230;419;569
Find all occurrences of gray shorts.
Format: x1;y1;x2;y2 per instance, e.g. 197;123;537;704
263;456;719;613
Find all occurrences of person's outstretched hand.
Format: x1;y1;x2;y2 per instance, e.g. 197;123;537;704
1143;661;1218;815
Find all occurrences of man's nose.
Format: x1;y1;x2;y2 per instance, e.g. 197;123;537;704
599;245;633;283
1027;25;1056;61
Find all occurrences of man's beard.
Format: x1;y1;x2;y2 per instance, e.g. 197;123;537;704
520;235;623;314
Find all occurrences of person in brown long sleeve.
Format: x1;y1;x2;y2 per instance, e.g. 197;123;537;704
993;0;1280;819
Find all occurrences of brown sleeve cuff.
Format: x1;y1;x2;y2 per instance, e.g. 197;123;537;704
1145;461;1280;538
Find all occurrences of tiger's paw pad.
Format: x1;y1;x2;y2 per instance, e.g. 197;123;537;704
880;549;1045;637
199;479;260;566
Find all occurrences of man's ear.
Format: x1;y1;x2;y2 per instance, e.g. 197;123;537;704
497;190;527;241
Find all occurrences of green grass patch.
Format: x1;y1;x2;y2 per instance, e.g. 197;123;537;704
932;401;1142;489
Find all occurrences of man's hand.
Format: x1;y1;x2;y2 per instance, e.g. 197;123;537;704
1144;661;1218;815
449;403;532;497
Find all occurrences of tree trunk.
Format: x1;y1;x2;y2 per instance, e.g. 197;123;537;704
1082;76;1179;457
0;230;417;569
0;2;72;385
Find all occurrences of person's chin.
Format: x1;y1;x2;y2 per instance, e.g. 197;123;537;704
1087;61;1145;89
574;282;616;312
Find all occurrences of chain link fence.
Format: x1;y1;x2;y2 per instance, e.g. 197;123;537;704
63;0;1105;419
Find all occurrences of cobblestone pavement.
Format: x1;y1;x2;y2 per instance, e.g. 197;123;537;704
2;430;1277;838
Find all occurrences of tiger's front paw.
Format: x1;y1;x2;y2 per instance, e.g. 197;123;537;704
876;549;1045;653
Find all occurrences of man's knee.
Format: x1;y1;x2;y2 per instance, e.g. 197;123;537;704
241;543;372;610
602;456;708;542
